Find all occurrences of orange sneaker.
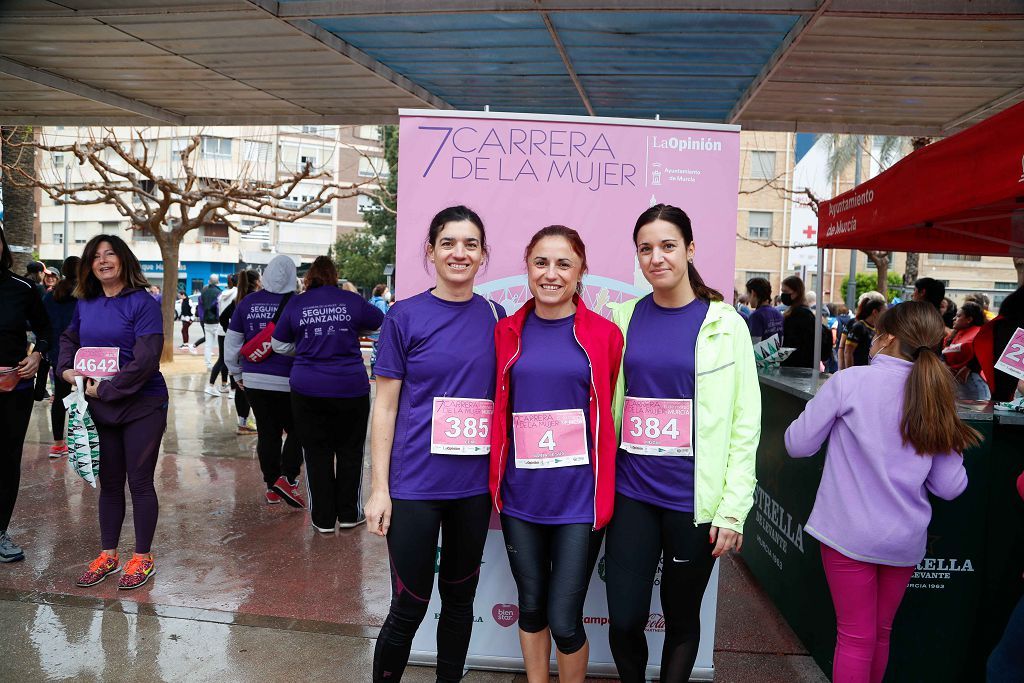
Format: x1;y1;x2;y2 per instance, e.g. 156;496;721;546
76;552;121;587
117;555;156;590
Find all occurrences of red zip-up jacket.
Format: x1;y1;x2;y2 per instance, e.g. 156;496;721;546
489;296;624;530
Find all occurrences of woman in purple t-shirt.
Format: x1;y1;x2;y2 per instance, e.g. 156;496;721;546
365;206;503;683
59;235;168;591
490;226;623;683
606;205;760;682
271;256;384;533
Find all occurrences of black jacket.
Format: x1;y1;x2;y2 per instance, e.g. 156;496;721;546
0;270;52;368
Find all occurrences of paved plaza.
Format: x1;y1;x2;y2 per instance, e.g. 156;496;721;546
0;346;826;682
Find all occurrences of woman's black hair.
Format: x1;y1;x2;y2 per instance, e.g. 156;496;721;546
958;301;986;327
633;204;722;302
0;226;13;272
425;205;488;263
52;255;81;302
998;285;1024;319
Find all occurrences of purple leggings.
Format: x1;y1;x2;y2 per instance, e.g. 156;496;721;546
96;406;166;554
821;544;915;683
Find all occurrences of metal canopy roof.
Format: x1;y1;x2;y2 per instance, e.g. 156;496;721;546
1;1;1023;135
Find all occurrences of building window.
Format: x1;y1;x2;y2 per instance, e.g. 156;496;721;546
53;153;65;167
929;253;981;262
243;141;271;163
357;125;380;140
53;230;64;244
171;137;192;160
200;222;230;243
747;211;772;240
201;137;232;159
750;151;775;180
240;219;270;241
994;281;1017;307
357;194;378;214
301;125;322;135
745;271;770;283
358;156;389;178
299;154;318;168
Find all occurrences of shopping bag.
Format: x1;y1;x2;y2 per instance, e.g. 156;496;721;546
64;376;101;487
753;334;795;368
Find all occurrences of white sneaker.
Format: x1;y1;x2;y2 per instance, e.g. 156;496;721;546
338;517;367;530
311;522;336;534
187;345;197;355
219;383;229;394
227;389;236;399
204;385;220;397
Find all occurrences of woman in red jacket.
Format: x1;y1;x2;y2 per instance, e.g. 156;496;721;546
490;225;623;682
941;301;989;400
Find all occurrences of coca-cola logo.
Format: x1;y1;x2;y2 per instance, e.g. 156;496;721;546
645;613;665;632
492;603;519;627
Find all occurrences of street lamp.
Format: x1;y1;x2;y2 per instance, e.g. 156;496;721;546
383;263;395;294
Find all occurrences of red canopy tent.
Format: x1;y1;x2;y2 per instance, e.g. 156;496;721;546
818;100;1024;257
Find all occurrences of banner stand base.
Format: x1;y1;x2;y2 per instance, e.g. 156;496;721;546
408;652;714;681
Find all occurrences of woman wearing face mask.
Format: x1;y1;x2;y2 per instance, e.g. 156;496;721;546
605;204;760;682
786;301;975;683
366;206;504;682
780;275;816;369
490;225;623;683
60;235;167;590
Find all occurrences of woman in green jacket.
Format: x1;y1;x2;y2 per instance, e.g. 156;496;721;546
605;204;760;682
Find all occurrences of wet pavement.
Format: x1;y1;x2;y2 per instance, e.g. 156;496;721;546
1;346;826;682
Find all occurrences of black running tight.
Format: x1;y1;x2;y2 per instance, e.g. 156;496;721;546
605;493;717;683
373;493;491;683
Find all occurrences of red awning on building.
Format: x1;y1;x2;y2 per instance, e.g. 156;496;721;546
818;101;1024;258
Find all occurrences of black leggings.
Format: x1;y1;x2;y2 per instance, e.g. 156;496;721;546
51;374;73;441
231;377;250;419
374;494;491;682
500;514;604;655
209;335;228;385
0;389;34;532
245;388;301;487
605;493;716;683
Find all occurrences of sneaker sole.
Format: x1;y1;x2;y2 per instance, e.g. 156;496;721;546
0;553;25;563
338;518;367;529
311;523;336;534
118;567;156;591
271;484;306;509
76;565;121;587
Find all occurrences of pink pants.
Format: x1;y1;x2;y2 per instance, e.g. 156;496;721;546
820;544;915;683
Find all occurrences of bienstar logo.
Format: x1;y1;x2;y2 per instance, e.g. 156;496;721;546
492;603;519;627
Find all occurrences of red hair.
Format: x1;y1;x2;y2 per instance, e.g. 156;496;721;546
523;225;589;275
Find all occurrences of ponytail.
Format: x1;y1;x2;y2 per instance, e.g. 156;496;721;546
877;302;982;455
687;262;723;302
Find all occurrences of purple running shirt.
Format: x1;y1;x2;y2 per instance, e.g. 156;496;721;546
272;285;384;398
374;290;505;500
502;312;595;525
617;295;708;512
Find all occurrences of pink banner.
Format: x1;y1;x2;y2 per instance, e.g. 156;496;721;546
396;111;741;315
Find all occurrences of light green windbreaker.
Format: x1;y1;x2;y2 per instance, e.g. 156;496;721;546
610;297;761;533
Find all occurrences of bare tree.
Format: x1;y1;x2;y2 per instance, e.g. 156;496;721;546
0;126;37;275
2;127;378;362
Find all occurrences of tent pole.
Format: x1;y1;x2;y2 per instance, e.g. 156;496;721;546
812;247;825;389
845;135;863;310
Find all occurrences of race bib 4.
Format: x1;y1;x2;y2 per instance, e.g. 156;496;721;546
620;397;692;456
512;408;589;469
430;397;493;455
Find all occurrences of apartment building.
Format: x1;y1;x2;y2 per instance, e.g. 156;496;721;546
36;125;386;293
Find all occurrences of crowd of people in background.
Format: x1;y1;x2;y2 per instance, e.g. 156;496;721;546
740;273;1024;404
1;214;1023;682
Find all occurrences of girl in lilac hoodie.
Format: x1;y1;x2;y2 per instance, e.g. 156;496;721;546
785;301;979;683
